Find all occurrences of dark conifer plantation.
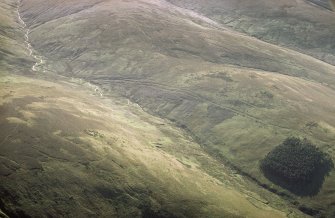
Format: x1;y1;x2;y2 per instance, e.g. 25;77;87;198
261;137;334;196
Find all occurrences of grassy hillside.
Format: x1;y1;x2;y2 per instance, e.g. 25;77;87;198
1;74;300;217
17;0;335;216
0;0;305;217
0;0;33;75
167;0;335;66
23;0;335;87
18;0;335;216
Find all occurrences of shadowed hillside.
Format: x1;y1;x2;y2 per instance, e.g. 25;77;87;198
0;0;33;73
167;0;335;66
308;0;333;10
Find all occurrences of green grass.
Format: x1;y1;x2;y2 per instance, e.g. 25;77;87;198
3;0;335;216
0;75;296;217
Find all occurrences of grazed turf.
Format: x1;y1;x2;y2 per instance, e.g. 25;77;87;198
0;75;295;217
167;0;335;66
2;0;335;216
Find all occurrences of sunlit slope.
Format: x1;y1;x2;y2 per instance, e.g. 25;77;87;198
0;1;302;217
167;0;335;66
0;74;294;218
18;0;335;216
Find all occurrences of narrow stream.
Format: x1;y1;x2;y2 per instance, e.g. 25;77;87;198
17;0;45;72
16;0;103;97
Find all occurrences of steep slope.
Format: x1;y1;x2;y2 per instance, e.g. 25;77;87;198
309;0;333;10
167;0;335;65
16;0;335;216
22;0;335;86
0;1;303;217
0;0;33;74
1;75;293;218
